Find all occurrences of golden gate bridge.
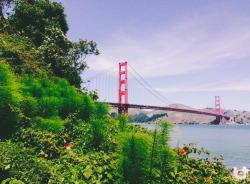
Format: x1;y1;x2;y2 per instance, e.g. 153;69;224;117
83;62;230;124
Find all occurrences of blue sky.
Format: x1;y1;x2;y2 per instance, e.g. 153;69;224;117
54;0;250;111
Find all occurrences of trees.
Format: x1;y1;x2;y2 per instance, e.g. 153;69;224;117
5;0;68;46
2;0;99;87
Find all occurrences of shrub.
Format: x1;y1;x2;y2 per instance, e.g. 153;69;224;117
118;132;152;184
59;96;83;119
0;64;22;138
20;96;38;118
0;34;44;76
117;114;128;131
38;97;62;118
0;141;51;183
170;143;237;184
91;120;105;149
94;102;109;119
33;116;64;134
48;151;119;183
149;122;177;183
15;128;63;159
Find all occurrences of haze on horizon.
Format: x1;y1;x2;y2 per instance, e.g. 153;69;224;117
54;0;250;111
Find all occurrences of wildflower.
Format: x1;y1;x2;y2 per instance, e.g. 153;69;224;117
65;140;71;150
179;148;186;154
206;177;212;183
212;170;217;175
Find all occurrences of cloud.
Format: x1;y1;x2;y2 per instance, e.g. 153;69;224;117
87;9;250;79
155;79;250;93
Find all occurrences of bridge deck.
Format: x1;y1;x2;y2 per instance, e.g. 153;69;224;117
107;102;230;120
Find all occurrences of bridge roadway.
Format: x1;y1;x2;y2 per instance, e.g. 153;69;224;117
107;102;230;120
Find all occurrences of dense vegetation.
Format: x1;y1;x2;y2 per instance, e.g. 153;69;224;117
0;0;249;183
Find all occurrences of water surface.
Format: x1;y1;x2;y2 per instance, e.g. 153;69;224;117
139;124;250;169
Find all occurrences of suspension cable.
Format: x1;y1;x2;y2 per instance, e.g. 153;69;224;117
82;64;117;83
128;63;173;105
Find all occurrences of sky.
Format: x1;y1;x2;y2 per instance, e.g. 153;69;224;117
54;0;250;111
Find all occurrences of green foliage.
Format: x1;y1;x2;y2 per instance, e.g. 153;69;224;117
82;95;96;119
2;178;24;184
149;122;177;183
20;96;38;118
2;0;99;87
0;140;119;183
170;143;238;184
34;116;63;134
118;132;152;184
158;122;173;146
38;97;62;118
63;39;99;86
59;96;83;119
48;151;118;183
91;120;105;149
0;63;22;138
117;114;128;131
19;73;100;121
4;0;68;46
94;102;109;119
0;141;51;183
15;127;64;159
0;33;44;75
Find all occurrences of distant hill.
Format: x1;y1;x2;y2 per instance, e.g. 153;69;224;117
111;104;250;125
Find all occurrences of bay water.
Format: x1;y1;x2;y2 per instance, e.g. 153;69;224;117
138;124;250;169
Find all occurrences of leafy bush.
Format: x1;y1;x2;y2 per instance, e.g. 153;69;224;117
0;34;44;76
170;143;237;184
15;128;64;159
20;96;38;118
118;132;152;184
59;96;84;119
38;97;62;118
91;120;105;149
0;141;51;183
94;102;109;119
117;114;128;131
47;151;118;183
149;122;177;183
0;64;22;138
34;116;64;134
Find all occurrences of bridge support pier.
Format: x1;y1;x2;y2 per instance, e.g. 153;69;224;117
210;116;222;125
215;116;222;124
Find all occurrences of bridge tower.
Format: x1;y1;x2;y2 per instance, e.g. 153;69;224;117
215;96;222;124
118;62;128;114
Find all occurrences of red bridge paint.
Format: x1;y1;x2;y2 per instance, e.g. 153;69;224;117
118;62;128;114
215;96;222;124
108;102;230;121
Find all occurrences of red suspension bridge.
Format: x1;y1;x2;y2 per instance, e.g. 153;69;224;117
83;62;230;124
